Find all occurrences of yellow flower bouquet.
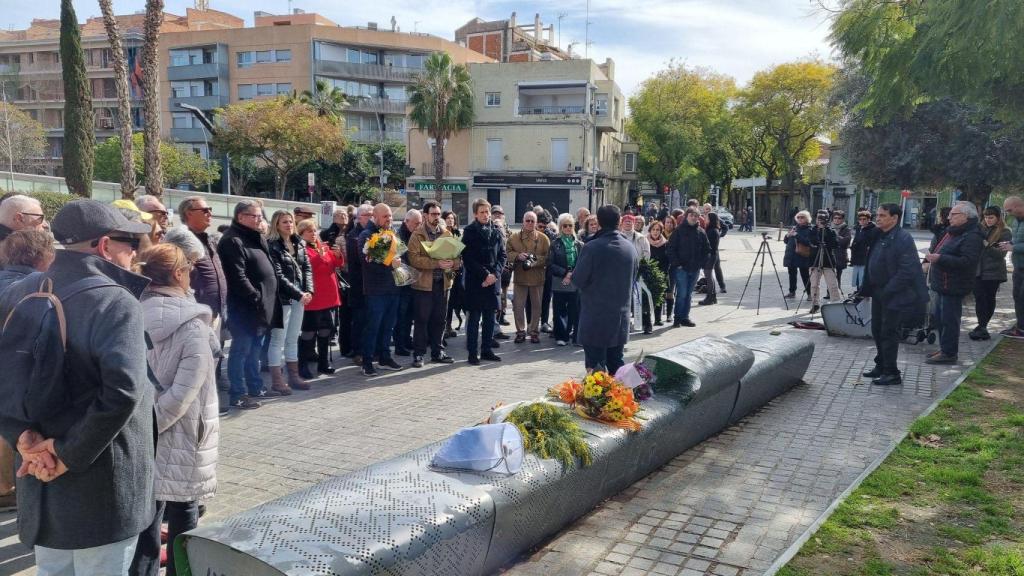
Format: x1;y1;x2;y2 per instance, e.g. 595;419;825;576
548;371;642;431
363;229;406;266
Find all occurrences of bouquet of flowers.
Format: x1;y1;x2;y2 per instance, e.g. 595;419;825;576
614;353;656;401
549;371;642;431
363;229;406;266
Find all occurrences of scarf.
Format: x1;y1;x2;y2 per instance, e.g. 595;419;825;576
648;234;667;248
560;235;577;268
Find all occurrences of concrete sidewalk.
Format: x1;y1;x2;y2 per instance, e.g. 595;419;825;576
0;230;1012;576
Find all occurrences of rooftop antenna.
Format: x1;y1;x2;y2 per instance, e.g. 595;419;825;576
556;11;567;49
585;0;591;58
414;21;420;33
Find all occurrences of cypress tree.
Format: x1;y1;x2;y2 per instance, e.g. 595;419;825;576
60;0;94;196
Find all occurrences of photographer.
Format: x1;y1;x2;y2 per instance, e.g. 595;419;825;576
783;211;813;299
808;209;841;314
508;211;550;343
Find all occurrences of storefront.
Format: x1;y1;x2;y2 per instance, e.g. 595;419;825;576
471;174;588;223
404;179;471;223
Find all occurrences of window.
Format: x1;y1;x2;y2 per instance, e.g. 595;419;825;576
382;85;406;101
237;84;255;100
595;93;609;116
171;113;192;129
171;81;189;99
237;51;253;68
276;83;292;95
276;49;291;62
624;152;637;173
486;139;503;171
485;92;501;107
170;49;190;67
255;51;273;64
550;139;569;172
256;83;275;96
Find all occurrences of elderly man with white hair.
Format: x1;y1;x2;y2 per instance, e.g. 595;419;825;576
135;194;169;232
922;201;984;364
0;194;47;242
393;209;422;356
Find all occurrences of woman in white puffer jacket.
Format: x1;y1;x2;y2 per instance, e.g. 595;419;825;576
136;243;220;576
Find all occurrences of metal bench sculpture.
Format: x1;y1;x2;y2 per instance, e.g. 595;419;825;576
178;330;814;576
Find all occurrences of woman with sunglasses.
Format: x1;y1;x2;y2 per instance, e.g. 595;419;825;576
549;213;584;346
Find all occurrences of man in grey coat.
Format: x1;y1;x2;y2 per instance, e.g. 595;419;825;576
0;199;155;573
572;205;639;374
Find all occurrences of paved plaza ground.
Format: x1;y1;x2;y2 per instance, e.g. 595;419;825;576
0;228;1013;576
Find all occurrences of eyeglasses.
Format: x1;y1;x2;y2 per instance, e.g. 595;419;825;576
561;223;573;228
106;236;141;250
188;207;213;215
19;212;45;222
147;209;168;218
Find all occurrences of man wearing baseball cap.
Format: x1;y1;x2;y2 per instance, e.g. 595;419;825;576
0;199;156;571
294;205;317;223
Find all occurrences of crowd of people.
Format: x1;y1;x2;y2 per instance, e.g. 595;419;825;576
0;188;1022;574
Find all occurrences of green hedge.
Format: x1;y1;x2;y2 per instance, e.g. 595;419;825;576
27;191;77;220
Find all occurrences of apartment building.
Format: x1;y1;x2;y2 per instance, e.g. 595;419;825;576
162;10;492;164
455;12;573;62
0;8;240;175
409;58;637;224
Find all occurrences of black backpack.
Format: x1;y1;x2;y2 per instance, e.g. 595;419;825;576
0;273;116;425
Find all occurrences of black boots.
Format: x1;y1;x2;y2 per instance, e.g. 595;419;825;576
698;294;717;306
316;336;336;375
298;339;315;379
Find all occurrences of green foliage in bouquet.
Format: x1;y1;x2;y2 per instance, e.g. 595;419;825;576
638;258;667;308
505;402;592;468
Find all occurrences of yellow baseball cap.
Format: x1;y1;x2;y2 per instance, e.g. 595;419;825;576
111;199;153;221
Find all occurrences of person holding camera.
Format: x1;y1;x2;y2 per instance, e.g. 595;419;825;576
508;211;551;344
807;209;841;314
783;211;813;299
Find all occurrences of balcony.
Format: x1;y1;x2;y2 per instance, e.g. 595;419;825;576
313;60;420;84
518;105;586;115
420;162;450;178
170;127;211;143
348;130;405;144
346;97;407;115
168;62;228;82
169;94;229;112
596;110;618;133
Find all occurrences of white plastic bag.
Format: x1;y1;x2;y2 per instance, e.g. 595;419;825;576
392;263;421;286
432;423;524;475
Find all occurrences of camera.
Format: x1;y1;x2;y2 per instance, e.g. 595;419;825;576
761;231;770;240
521;254;538;270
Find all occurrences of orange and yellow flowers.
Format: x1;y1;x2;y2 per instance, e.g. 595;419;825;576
549;371;643;431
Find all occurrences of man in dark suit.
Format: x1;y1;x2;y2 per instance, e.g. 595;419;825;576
461;198;507;365
861;203;929;386
572;205;639;374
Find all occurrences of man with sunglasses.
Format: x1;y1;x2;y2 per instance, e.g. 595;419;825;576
180;196;229;412
0;194;48;242
0;199;156;573
135;195;169;230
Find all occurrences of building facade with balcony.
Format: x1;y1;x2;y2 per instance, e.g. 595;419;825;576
160;10;492;174
455;12;573;63
0;9;240;175
462;58;631;223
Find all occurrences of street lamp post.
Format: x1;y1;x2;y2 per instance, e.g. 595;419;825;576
177;103;229;195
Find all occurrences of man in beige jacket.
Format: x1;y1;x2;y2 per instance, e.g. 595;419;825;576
406;200;462;367
507;211;551;343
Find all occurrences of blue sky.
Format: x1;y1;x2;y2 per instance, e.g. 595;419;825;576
4;0;836;97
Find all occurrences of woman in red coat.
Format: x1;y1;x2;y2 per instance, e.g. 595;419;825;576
298;219;344;376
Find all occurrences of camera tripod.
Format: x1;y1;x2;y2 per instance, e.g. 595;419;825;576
737;233;789;315
793;225;846;318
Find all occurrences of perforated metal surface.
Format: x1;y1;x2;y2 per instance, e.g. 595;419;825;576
647;336;754;399
183;443;494;576
725;330;815;424
183;332;812;576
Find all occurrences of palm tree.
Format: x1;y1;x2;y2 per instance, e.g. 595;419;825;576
98;0;136;198
300;79;348;121
140;0;164;198
407;52;474;202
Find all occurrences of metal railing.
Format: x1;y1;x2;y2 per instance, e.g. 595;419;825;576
518;105;586;115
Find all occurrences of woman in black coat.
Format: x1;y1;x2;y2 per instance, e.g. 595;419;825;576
699;213;722;306
549;214;584;345
849;210;880;291
783;211;813;298
443;211;465;338
971;206;1013;340
647;219;671;324
266;210;313;391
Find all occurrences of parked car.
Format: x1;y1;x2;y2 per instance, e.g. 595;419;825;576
714;207;734;235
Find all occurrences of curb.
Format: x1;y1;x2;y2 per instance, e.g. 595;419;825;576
763;336;1003;576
